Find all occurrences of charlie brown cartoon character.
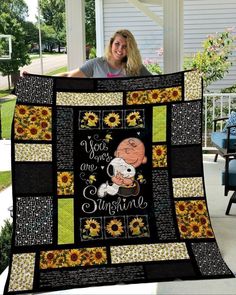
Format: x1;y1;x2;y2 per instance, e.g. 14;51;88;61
97;138;147;197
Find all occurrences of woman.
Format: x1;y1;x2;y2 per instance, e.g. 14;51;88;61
59;29;151;78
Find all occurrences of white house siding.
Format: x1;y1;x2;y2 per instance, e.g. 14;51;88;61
103;0;163;65
184;0;236;91
102;0;236;91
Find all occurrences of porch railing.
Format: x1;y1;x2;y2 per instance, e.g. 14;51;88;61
203;93;236;149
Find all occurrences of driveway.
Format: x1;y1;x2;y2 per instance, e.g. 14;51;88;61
0;54;67;89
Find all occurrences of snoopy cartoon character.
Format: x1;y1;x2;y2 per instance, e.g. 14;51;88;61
97;138;147;197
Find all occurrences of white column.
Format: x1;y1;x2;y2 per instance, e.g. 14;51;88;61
95;0;104;57
65;0;86;70
163;0;183;74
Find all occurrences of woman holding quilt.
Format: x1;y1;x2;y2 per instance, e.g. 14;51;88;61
58;29;151;78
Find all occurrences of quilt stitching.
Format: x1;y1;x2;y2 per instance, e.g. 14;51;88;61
4;70;234;294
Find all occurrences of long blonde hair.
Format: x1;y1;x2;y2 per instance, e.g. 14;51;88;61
104;29;143;76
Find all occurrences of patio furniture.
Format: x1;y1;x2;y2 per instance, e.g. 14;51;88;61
222;152;236;215
211;117;236;162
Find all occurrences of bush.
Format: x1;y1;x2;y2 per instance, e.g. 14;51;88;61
89;47;96;59
184;28;236;90
143;58;162;74
0;219;13;274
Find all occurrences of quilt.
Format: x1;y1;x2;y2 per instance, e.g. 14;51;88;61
4;70;234;294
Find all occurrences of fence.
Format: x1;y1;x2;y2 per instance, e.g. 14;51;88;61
203;93;236;149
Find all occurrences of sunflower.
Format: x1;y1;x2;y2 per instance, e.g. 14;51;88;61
84;219;101;237
40;120;49;129
57;172;73;188
205;228;214;238
90;247;107;265
29;114;38;123
170;87;181;101
187;203;194;211
83;111;99;127
40;251;57;269
196;201;206;214
189;210;197;221
27;124;40;139
176;201;188;215
103;112;121;128
179;223;189;236
127;91;144;104
46;251;55;261
16;105;29;118
126;111;141;127
199;215;209;226
106;219;124;237
190;222;202;237
39;107;52;119
148;89;162;103
152;145;167;160
44;131;52;140
67;249;82;266
129;217;144;235
14;124;26;138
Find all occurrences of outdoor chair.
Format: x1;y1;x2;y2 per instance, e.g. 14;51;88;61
211;116;236;162
222;152;236;215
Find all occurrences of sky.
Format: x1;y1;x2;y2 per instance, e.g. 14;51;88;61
25;0;38;22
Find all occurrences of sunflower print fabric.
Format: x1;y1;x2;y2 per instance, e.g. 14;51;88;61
152;145;167;167
14;105;52;140
5;71;234;295
81;218;102;240
40;247;107;269
175;200;214;239
126;87;182;105
57;171;74;195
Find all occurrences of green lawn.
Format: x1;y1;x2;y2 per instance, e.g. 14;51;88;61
46;66;67;76
0;99;16;139
0;171;11;192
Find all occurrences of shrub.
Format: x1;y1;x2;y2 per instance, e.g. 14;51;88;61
184;28;236;90
0;219;13;274
143;58;162;74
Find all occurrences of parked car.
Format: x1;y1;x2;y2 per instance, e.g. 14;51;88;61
52;47;67;53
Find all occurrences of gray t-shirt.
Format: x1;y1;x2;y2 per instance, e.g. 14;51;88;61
80;57;152;78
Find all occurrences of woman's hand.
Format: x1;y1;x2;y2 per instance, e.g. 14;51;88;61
22;71;29;77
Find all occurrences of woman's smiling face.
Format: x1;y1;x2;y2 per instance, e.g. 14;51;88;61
111;34;127;62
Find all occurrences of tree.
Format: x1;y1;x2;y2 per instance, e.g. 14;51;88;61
40;0;66;51
23;21;39;49
85;0;96;47
0;0;31;88
41;24;58;52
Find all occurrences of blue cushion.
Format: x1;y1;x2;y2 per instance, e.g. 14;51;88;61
211;131;236;149
222;159;236;186
223;111;236;135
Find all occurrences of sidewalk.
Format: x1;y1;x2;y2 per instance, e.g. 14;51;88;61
0;140;11;172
